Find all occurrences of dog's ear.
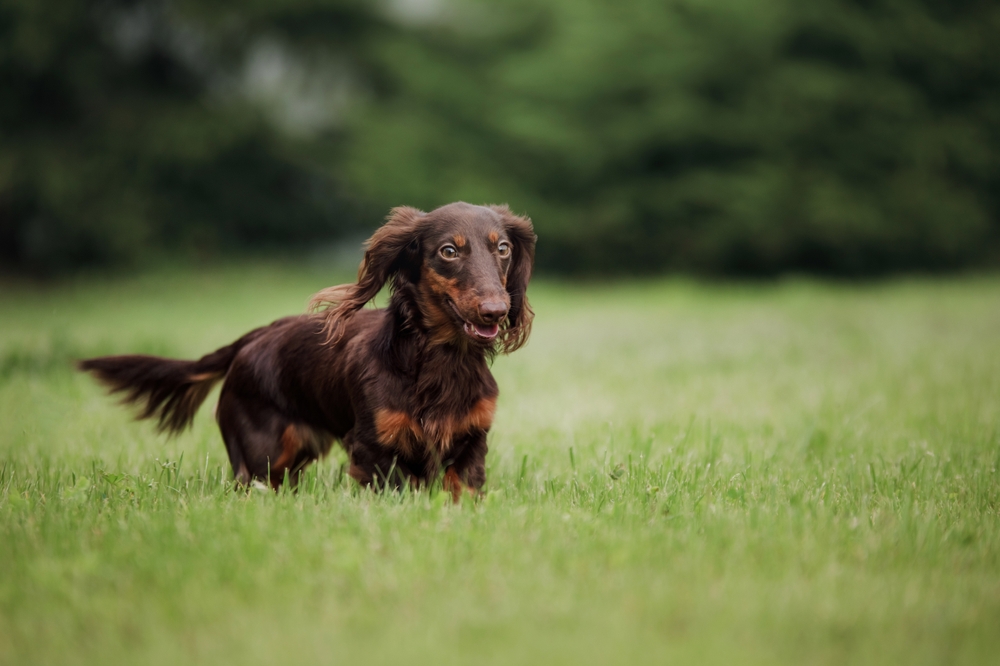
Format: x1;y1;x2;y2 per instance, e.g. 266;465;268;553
311;206;425;343
492;205;536;354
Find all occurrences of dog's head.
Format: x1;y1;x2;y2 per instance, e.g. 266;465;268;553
313;202;536;353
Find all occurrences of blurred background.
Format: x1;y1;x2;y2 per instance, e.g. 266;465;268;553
2;0;999;277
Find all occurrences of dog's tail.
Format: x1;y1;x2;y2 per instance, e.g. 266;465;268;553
77;327;266;434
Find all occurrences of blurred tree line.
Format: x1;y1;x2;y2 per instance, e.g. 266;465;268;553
2;0;999;275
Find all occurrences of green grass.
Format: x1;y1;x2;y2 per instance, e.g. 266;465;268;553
1;264;999;665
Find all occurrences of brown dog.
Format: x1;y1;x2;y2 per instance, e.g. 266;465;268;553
79;202;535;498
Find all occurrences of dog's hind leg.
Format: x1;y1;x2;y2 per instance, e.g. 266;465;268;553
216;389;328;490
267;423;330;490
216;389;287;488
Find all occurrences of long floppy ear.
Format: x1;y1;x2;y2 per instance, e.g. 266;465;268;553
311;206;425;343
491;205;536;354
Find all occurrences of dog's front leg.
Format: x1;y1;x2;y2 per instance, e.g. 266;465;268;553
346;438;415;491
443;429;489;501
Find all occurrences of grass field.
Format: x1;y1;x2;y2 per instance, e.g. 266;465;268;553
1;264;998;665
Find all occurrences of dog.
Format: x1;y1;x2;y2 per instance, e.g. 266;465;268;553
78;202;535;499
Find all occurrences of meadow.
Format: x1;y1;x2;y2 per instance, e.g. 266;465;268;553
1;264;998;665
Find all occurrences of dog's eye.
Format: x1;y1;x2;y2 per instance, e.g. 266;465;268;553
497;241;511;258
440;245;459;260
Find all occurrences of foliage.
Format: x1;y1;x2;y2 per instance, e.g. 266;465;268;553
347;0;1000;273
0;0;376;273
2;0;1000;274
1;266;999;663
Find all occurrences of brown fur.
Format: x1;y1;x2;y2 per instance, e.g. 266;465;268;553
78;202;536;496
443;466;475;503
374;409;422;454
271;425;302;489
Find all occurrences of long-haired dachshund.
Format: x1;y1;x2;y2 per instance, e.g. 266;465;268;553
79;202;535;498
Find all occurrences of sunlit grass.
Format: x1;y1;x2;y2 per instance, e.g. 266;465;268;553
1;266;998;665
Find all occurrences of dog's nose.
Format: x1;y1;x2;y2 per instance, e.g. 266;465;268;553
478;301;508;324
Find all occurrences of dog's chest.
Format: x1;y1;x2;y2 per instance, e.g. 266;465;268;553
373;394;496;455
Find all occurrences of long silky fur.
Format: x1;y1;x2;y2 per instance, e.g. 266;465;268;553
79;201;537;491
310;206;426;345
78;356;221;433
311;204;535;356
78;327;266;433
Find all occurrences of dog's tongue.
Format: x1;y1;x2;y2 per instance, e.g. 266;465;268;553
474;323;499;339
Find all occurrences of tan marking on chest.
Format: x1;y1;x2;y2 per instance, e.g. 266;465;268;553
457;396;497;432
375;396;497;454
374;409;423;454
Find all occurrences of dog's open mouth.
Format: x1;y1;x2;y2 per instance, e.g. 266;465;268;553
446;299;501;342
464;322;499;340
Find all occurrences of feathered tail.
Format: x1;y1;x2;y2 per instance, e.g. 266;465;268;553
77;328;265;433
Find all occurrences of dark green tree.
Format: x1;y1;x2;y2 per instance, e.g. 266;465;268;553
0;0;383;273
342;0;1000;274
3;0;999;275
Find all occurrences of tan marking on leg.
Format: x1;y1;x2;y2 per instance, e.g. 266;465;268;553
443;466;478;503
443;467;464;504
270;424;302;489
